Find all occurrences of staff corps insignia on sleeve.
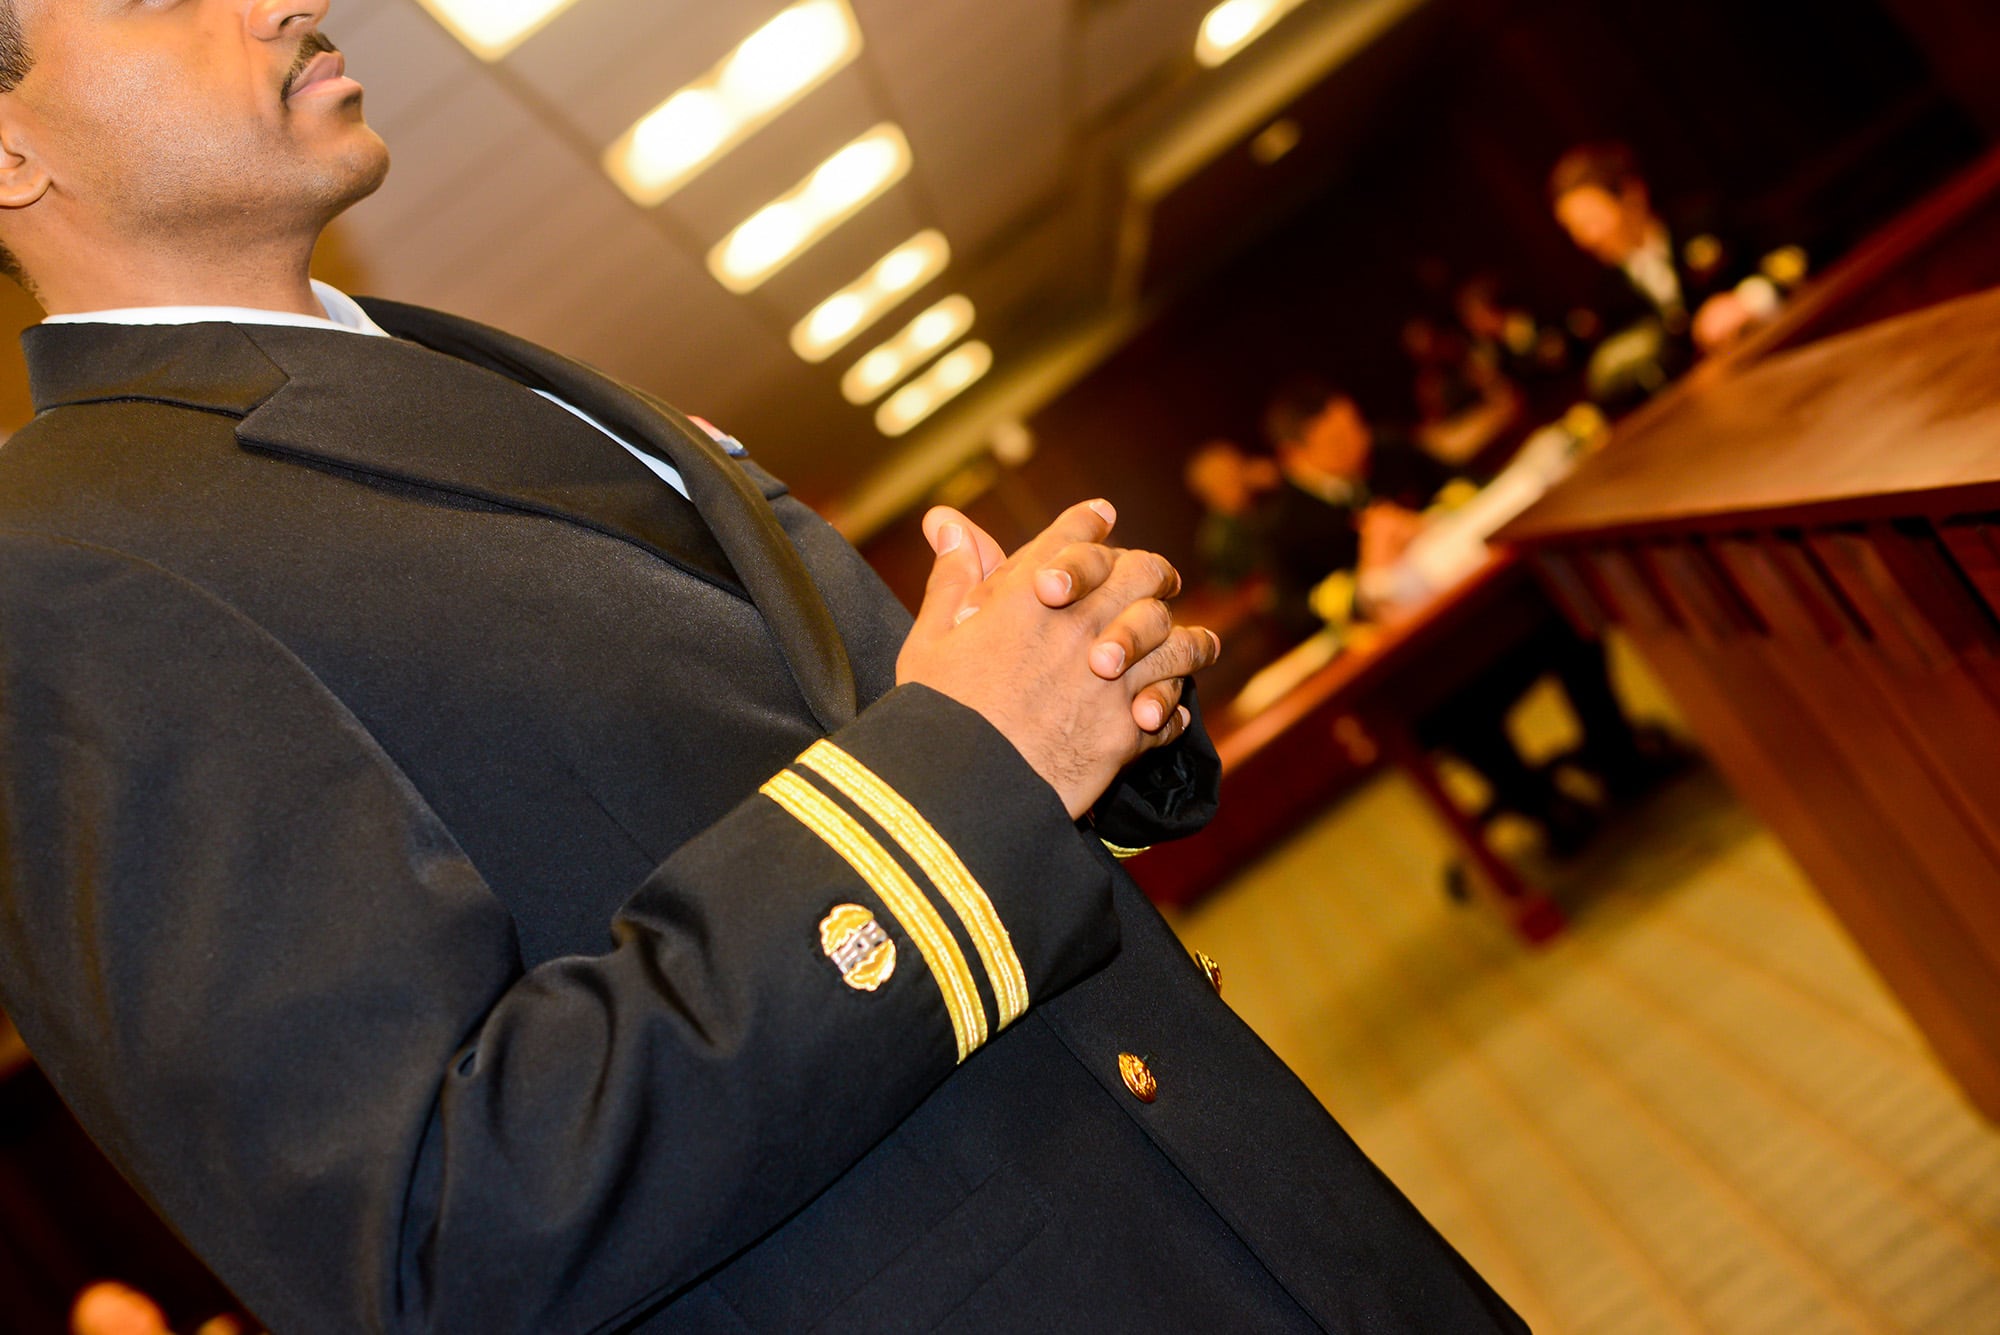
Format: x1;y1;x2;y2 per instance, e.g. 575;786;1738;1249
821;904;896;992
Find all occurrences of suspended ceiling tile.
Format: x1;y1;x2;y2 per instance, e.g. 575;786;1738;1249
337;119;618;315
856;0;1067;257
329;0;390;24
501;224;800;428
1078;0;1212;122
320;0;1428;515
958;201;1098;343
340;73;547;255
338;1;483;140
405;168;645;330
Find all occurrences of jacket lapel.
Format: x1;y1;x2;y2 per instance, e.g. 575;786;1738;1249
361;298;858;734
20;311;859;734
236;323;751;601
21;320;743;599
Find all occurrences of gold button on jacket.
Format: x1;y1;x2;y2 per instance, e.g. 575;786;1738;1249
1118;1053;1158;1103
1194;951;1222;995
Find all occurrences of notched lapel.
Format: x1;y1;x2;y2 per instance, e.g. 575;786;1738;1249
232;325;746;599
21;309;857;733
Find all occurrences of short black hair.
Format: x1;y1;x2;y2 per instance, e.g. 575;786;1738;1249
1548;141;1642;205
1262;374;1350;449
0;0;35;292
0;0;28;93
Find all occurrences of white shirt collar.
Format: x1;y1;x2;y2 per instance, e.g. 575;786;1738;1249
39;280;698;499
1622;225;1684;314
43;280;391;338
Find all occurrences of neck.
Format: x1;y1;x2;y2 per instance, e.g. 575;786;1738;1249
23;220;325;318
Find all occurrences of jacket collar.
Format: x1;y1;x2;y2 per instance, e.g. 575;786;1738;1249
22;315;745;598
21;307;858;732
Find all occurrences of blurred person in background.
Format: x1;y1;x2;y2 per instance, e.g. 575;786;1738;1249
1400;310;1525;477
4;1002;252;1334
1261;377;1455;635
1182;437;1280;589
1454;276;1576;387
70;1282;245;1335
1549;141;1802;405
1263;377;1677;852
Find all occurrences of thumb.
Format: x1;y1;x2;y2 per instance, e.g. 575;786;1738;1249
913;506;984;636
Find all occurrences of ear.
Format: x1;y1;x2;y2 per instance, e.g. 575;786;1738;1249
0;108;51;212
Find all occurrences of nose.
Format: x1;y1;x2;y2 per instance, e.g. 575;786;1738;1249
248;0;330;41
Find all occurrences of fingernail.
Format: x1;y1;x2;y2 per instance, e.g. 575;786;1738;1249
954;605;981;625
1138;700;1164;731
936;522;964;554
1094;643;1126;675
1177;706;1191;730
1088;499;1116;526
1041;569;1073;599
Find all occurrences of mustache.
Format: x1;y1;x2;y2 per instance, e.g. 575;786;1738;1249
280;31;340;99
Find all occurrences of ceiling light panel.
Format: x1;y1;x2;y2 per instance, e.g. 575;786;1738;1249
841;295;975;403
605;0;864;208
1195;0;1309;67
792;232;952;364
876;340;993;438
709;123;912;294
414;0;584;62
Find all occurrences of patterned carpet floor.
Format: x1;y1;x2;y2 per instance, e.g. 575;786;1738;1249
1171;652;2000;1334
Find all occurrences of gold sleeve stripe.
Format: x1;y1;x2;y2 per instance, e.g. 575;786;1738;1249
798;741;1029;1030
760;771;986;1061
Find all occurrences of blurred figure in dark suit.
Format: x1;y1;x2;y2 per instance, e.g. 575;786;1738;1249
1550;142;1804;405
1400;313;1525;478
1261;378;1455;635
1454;276;1577;389
1183;438;1280;590
1263;377;1679;852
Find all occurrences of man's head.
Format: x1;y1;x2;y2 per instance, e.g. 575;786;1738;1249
1263;376;1373;484
1455;275;1505;340
0;0;388;307
1184;440;1276;517
1549;141;1657;268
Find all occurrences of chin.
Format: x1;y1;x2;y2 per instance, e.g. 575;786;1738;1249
320;128;392;215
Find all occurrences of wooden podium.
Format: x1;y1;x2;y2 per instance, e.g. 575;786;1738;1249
1505;283;2000;1122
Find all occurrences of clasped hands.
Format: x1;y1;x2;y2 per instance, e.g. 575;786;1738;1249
897;499;1221;822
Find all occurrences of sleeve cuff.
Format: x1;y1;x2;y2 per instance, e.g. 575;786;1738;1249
762;684;1120;1061
1090;681;1222;850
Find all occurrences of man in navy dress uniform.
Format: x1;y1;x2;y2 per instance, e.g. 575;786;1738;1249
0;2;1525;1329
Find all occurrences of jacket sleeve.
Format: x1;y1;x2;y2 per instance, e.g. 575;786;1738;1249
0;531;1119;1334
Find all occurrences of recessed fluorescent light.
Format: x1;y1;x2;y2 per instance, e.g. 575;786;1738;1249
709;123;912;294
1195;0;1309;67
841;295;974;402
791;231;952;363
876;340;993;437
414;0;583;61
605;0;863;207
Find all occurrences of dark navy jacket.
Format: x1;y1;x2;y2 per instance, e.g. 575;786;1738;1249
0;304;1525;1332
